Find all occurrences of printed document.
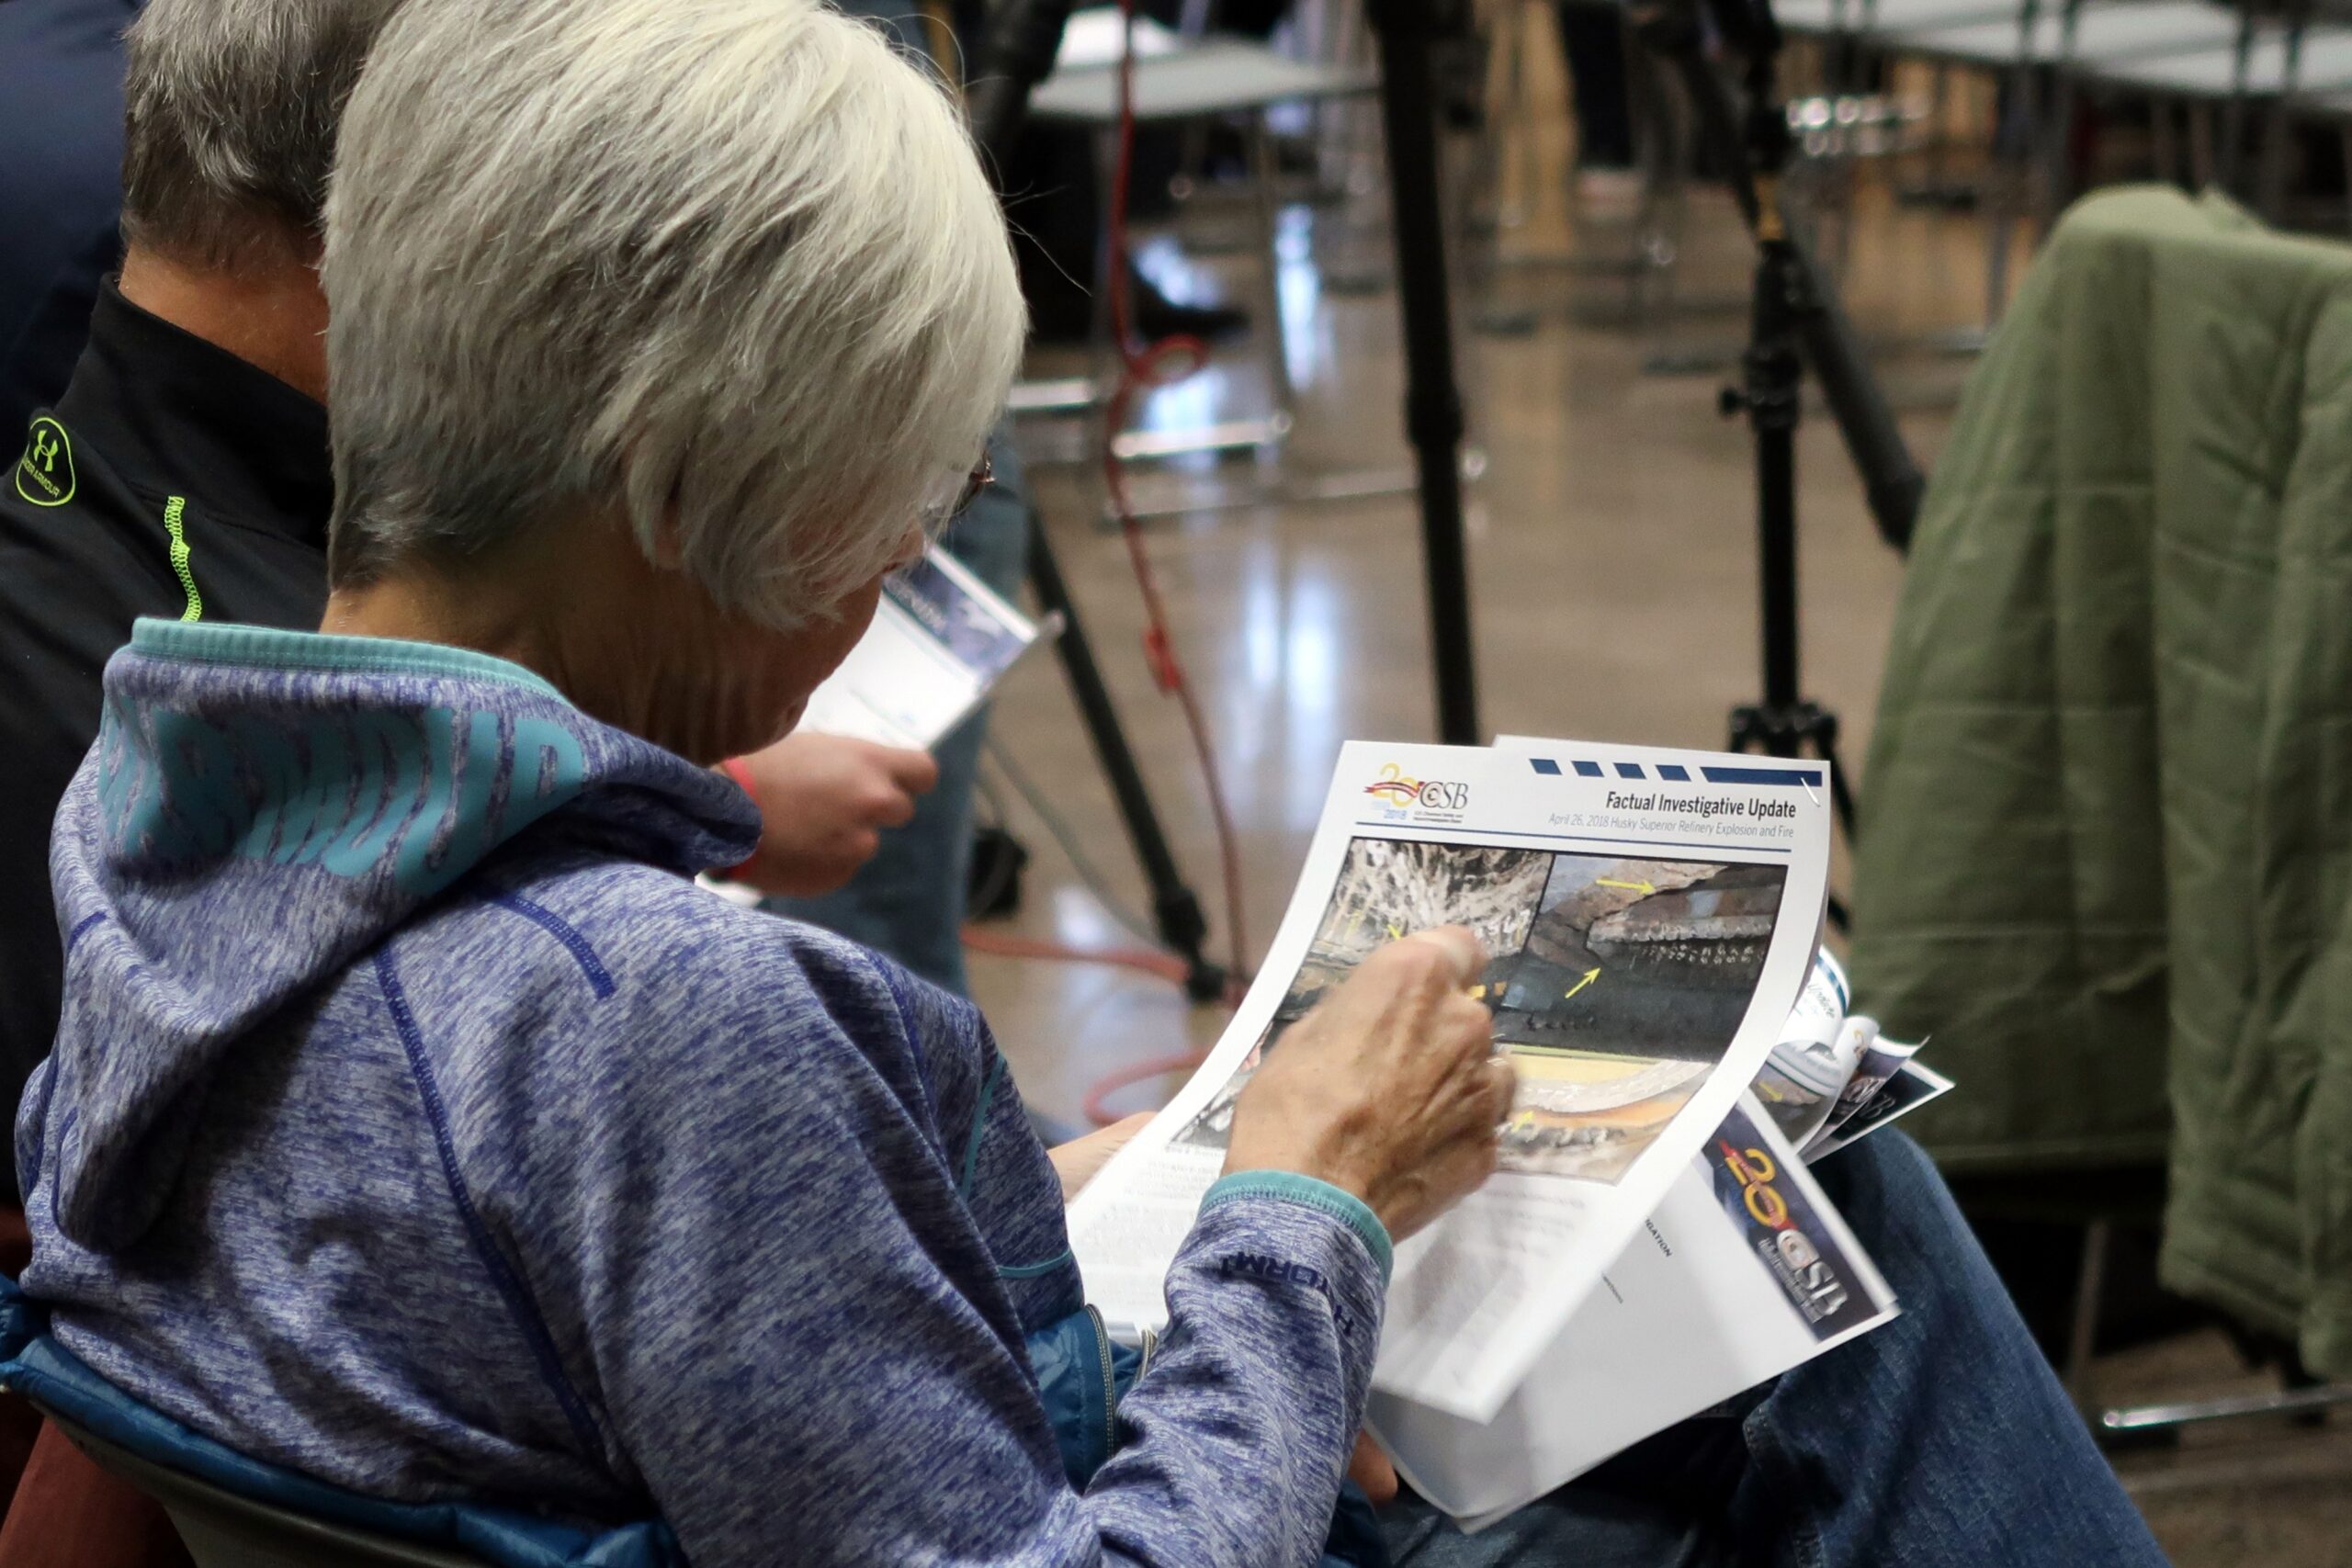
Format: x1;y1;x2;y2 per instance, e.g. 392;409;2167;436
798;545;1043;750
698;546;1044;908
1066;739;1836;1421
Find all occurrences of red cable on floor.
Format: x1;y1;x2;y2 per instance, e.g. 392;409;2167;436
955;930;1213;1122
1099;0;1250;990
1082;1046;1212;1127
959;926;1192;985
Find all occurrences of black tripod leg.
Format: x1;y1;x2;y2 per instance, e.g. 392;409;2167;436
963;3;1227;999
1730;700;1859;931
1826;740;1859;844
1024;512;1226;1000
1817;731;1857;933
1366;0;1482;746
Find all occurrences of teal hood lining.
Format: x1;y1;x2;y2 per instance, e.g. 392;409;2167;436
130;618;570;705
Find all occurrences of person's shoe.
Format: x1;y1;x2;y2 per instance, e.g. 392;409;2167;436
1025;263;1252;346
1135;290;1249;344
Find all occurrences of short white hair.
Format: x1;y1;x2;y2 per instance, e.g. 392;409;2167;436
322;0;1024;629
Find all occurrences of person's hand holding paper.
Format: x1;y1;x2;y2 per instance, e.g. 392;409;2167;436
725;731;939;897
1225;927;1518;1240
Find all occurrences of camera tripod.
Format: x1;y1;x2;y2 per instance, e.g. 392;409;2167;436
1632;0;1923;920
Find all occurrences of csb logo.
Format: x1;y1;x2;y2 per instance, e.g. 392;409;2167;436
1363;761;1470;814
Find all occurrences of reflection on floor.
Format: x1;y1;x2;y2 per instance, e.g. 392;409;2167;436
966;91;2343;1565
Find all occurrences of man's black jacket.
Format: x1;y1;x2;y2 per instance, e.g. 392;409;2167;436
1;283;330;1201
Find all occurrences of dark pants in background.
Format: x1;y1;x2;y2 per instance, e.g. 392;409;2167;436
1556;0;1635;169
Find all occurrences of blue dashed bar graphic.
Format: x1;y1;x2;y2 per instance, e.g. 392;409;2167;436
1700;765;1823;786
1526;758;1824;787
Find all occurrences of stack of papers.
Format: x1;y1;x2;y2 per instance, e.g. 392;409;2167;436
1067;737;1951;1525
698;546;1045;908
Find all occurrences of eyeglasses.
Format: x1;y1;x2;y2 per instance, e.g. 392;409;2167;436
952;452;995;519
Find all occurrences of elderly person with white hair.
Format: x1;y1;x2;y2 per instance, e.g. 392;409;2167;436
11;0;2183;1564
10;0;1510;1562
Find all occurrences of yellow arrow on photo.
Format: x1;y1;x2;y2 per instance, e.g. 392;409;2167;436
1563;967;1601;1001
1596;878;1656;895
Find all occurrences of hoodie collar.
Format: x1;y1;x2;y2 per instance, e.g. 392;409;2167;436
34;620;760;1251
100;618;754;900
129;617;569;703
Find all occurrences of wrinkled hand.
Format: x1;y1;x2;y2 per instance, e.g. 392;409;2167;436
725;733;938;898
1223;927;1514;1240
1049;1112;1154;1201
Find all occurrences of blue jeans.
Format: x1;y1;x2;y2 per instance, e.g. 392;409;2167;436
765;432;1030;997
1380;1132;2170;1568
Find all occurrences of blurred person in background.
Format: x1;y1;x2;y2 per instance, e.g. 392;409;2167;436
1556;0;1642;209
0;0;138;1533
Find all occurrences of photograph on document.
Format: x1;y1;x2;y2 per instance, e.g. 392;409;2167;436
1173;839;1792;1183
1490;853;1789;1182
1174;837;1552;1154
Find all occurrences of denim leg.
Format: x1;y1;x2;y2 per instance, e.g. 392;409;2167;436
764;429;1029;998
1381;1486;1721;1568
1725;1130;2169;1568
1377;1132;2167;1568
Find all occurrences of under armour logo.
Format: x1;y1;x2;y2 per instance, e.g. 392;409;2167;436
15;417;74;507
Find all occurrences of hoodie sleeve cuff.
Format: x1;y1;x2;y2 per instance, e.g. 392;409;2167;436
1200;1171;1392;1284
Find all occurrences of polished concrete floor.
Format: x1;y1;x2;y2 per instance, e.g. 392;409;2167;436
966;65;2350;1564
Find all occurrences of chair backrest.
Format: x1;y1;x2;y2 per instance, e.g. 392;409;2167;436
0;1280;678;1567
47;1413;492;1568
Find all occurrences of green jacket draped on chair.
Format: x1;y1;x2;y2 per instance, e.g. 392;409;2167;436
1852;185;2352;1377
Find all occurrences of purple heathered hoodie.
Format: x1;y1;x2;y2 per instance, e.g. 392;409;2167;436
16;617;1393;1566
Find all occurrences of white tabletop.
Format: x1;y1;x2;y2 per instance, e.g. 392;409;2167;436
1054;8;1184;70
1770;0;2023;35
1886;0;2243;64
1031;35;1377;124
2094;25;2352;90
